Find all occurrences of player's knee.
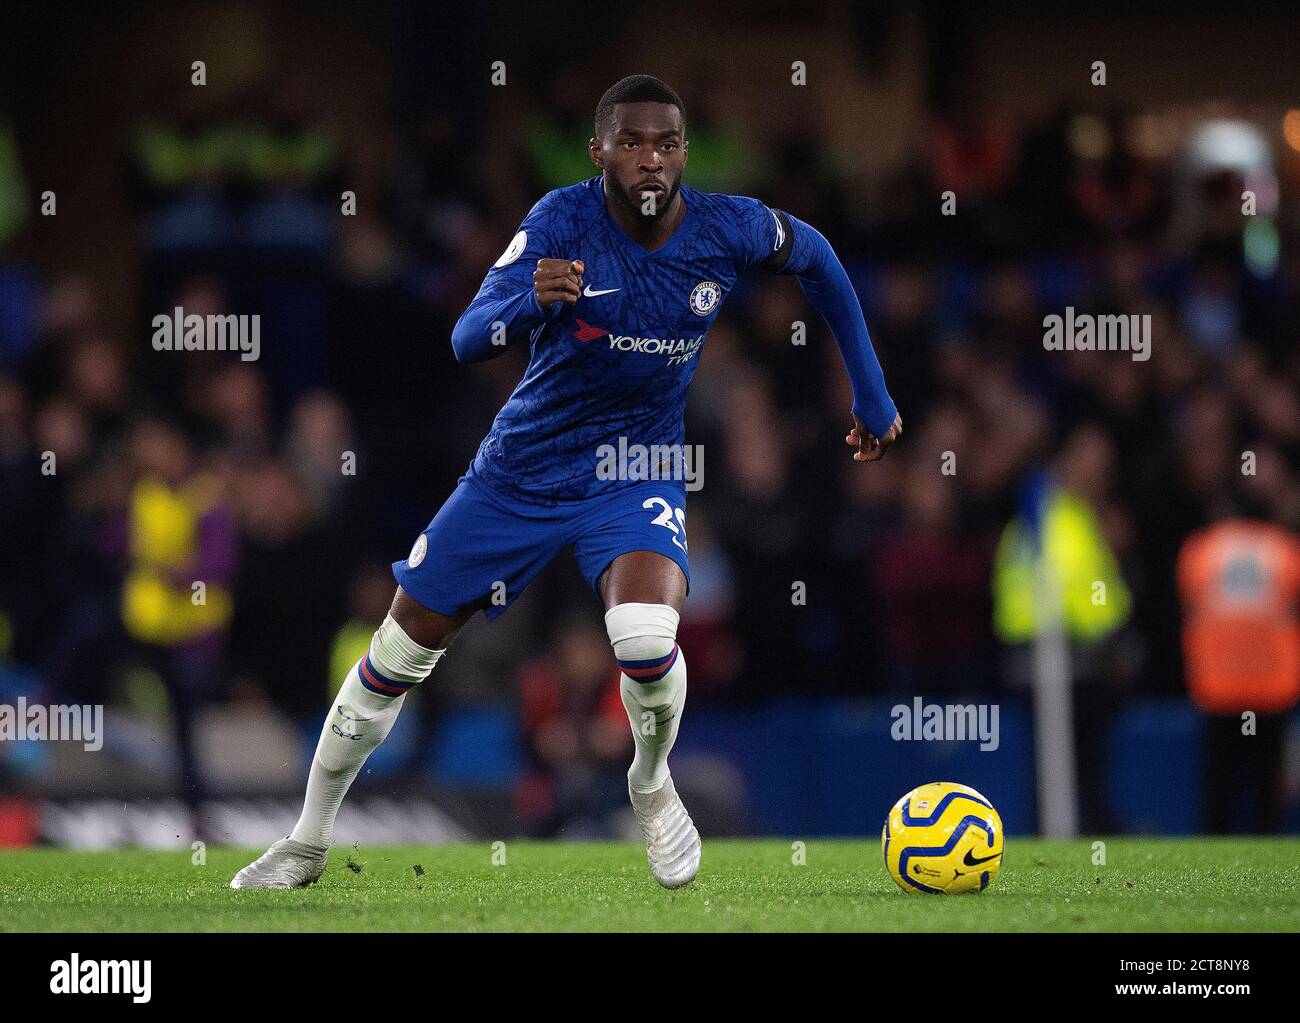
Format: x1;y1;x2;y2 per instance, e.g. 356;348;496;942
359;614;445;695
389;586;467;649
605;602;680;682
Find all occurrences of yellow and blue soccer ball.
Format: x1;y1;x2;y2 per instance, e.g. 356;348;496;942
881;781;1004;894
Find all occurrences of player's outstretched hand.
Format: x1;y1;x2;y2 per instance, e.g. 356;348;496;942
845;412;902;462
535;258;584;308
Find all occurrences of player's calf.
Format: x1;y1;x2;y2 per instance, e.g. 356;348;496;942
607;602;686;793
231;609;448;890
295;612;445;848
606;602;701;888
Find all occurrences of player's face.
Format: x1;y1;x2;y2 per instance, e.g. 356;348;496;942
591;102;687;220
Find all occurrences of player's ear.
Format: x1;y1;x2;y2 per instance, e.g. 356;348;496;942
589;137;603;169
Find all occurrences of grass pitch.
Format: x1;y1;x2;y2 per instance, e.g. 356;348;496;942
1;838;1298;932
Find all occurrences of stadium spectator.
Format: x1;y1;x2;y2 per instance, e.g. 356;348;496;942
120;418;236;815
1178;516;1300;833
992;426;1136;832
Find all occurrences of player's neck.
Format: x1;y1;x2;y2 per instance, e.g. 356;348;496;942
603;182;686;252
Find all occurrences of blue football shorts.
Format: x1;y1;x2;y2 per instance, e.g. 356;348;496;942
392;474;690;620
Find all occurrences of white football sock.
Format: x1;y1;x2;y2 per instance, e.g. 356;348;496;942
606;602;687;794
290;615;443;849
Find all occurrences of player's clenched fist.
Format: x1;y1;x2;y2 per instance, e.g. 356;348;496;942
534;258;584;307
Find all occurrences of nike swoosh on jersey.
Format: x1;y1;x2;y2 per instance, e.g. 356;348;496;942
582;285;621;297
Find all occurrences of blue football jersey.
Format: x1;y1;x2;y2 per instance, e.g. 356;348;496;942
461;176;786;506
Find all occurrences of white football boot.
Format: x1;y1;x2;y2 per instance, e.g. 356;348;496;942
230;837;328;890
629;776;701;889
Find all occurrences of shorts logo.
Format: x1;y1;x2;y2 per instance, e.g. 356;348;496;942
689;281;721;316
493;230;527;268
408;533;428;568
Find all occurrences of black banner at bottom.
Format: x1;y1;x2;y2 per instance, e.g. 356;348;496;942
0;932;1288;1009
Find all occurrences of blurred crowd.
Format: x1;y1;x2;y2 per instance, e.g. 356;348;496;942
2;46;1299;834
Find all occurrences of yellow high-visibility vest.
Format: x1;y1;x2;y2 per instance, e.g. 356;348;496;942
122;474;233;645
993;491;1131;644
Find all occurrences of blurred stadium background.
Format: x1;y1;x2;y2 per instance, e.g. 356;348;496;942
1;0;1299;849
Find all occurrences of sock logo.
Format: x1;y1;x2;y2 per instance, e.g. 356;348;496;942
331;703;369;740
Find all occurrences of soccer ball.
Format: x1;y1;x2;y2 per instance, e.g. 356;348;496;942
881;781;1004;894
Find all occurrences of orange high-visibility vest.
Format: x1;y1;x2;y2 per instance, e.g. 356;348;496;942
1177;519;1300;713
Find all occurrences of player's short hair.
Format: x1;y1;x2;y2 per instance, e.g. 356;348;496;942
594;75;685;136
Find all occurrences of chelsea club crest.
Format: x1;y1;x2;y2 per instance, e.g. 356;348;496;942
689;280;721;316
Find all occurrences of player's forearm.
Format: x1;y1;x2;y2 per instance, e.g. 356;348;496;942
450;288;546;363
787;216;898;436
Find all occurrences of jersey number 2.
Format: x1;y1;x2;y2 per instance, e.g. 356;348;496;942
643;497;687;553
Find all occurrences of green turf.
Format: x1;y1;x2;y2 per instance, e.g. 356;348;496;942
1;838;1298;932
